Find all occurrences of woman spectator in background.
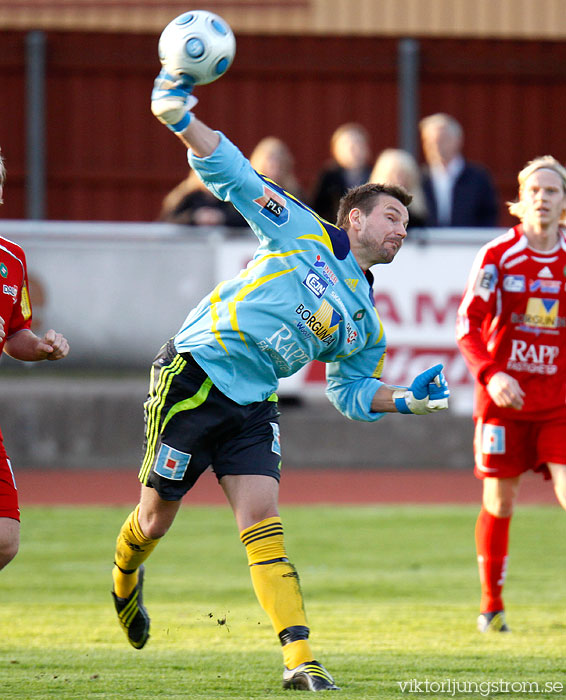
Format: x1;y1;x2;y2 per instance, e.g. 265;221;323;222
250;136;305;199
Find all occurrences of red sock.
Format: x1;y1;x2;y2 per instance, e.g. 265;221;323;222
475;508;511;613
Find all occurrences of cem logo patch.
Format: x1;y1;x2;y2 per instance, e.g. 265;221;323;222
353;309;366;321
254;186;289;226
302;269;328;298
153;443;191;481
502;274;525;292
0;263;7;278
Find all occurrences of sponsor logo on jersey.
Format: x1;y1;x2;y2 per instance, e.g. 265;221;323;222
503;254;528;270
257;323;311;371
529;279;561;294
345;278;358;291
153;443;191;481
537;265;553;278
507;339;559;374
254;186;289;226
3;284;17;298
482;424;505;455
520;298;561;331
302;269;328;298
346;321;358;344
295;300;342;345
353;309;366;321
502;275;525;292
0;263;7;278
313;255;337;285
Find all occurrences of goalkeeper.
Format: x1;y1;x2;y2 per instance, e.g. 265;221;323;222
111;71;450;693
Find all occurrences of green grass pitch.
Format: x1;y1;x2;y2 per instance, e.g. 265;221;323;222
0;504;564;699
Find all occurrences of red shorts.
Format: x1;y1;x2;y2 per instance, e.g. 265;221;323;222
474;414;566;481
0;431;19;521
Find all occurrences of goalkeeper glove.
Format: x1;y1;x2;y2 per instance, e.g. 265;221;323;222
392;363;449;415
151;69;198;133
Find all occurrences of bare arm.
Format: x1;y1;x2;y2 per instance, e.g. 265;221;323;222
370;384;397;413
175;117;220;157
4;327;69;362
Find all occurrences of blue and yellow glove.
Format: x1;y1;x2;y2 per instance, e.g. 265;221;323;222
151;69;198;133
392;364;449;415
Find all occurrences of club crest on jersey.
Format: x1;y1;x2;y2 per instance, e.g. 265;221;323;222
153;443;191;481
295;300;342;345
254;186;289;226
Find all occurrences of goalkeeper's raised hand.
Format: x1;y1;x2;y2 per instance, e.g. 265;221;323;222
151;69;198;133
392;364;450;415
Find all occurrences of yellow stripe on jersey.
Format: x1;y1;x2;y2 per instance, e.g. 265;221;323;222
139;353;187;484
297;217;333;253
209;280;229;354
210;250;305;350
240;249;307;277
373;307;384;343
229;267;298;346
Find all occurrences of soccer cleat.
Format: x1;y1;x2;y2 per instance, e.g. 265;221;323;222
283;660;340;691
112;564;150;649
477;610;510;633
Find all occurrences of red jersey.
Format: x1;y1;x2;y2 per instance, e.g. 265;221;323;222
456;224;566;420
0;236;32;355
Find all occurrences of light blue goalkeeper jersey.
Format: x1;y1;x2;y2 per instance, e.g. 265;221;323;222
174;133;388;422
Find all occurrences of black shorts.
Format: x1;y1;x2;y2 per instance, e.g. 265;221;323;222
138;340;281;501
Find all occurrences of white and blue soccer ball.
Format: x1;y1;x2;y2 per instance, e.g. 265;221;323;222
158;10;236;86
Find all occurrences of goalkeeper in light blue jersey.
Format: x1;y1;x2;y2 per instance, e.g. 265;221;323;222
111;71;450;693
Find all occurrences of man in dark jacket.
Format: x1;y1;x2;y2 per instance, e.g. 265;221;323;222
420;113;498;228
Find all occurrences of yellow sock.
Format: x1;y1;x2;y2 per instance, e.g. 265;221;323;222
241;517;314;669
112;505;159;598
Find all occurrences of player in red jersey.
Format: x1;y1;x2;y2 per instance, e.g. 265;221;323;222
0;149;69;570
457;155;566;632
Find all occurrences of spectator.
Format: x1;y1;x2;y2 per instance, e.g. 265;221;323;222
311;122;372;223
370;148;428;229
419;113;498;227
158;170;246;227
250;136;305;199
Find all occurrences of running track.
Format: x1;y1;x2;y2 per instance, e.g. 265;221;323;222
16;468;558;505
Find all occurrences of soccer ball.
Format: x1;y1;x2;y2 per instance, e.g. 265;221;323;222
158;10;236;86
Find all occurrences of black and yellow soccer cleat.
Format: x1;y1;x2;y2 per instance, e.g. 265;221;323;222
283;660;340;691
477;610;510;633
112;564;150;649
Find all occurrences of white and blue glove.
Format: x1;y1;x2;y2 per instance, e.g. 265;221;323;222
151;69;198;133
392;364;449;415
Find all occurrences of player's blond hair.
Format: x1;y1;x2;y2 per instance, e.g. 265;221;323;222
508;155;566;223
